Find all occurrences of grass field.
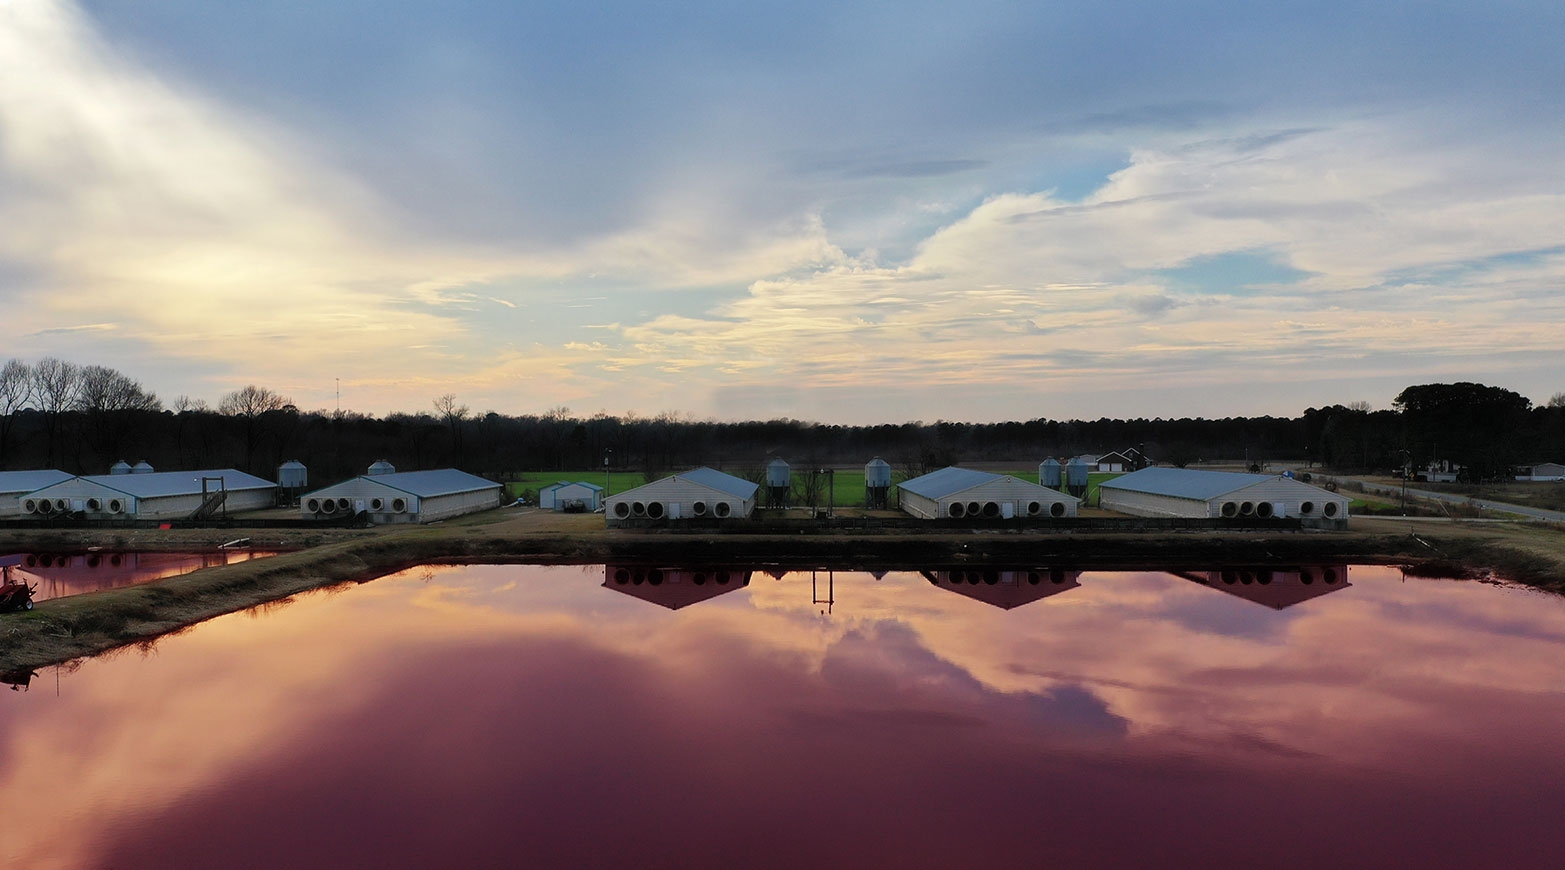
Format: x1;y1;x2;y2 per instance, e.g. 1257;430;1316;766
507;469;1123;507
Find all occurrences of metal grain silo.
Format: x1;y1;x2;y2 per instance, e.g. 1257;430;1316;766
1065;458;1089;498
765;458;791;508
1039;458;1062;489
131;460;154;474
368;460;396;476
277;460;308;505
110;460;133;475
865;457;892;509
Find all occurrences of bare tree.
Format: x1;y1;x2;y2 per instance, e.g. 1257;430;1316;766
31;358;82;467
75;365;162;463
0;359;33;467
220;385;296;473
1549;392;1565;409
434;393;469;464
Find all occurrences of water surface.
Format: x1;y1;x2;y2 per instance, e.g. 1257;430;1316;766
3;562;1563;868
0;550;281;602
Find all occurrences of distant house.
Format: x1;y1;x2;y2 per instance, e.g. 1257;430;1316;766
897;467;1079;520
606;467;759;526
302;468;503;524
540;481;604;512
1094;451;1135;473
1515;462;1565;482
1100;467;1350;528
0;470;74;518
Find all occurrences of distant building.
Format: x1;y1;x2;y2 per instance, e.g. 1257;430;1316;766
1179;565;1351;609
302;469;503;524
1093;451;1135;473
1099;467;1349;528
605;467;759;526
1419;460;1461;483
1515;462;1565;482
0;470;74;518
21;470;275;520
540;481;604;512
897;467;1079;520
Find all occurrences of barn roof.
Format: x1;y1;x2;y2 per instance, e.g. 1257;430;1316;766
346;469;501;498
71;469;275;498
676;467;758;498
555;481;604;492
898;467;1007;499
1099;467;1278;500
0;469;74;494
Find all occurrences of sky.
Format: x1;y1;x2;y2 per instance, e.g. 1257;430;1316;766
1;0;1561;422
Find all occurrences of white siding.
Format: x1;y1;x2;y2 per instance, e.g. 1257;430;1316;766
900;489;940;520
605;477;755;525
1100;488;1211;518
135;487;275;519
18;479;138;517
19;478;274;519
415;487;503;522
551;483;601;511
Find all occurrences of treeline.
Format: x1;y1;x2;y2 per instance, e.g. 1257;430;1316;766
1;358;1561;483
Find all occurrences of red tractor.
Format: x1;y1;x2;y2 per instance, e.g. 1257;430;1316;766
0;559;37;613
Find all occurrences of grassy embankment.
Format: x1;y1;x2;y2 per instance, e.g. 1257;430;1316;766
4;504;1565;673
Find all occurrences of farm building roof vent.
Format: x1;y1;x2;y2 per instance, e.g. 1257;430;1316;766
131;460;154;474
368;460;396;476
110;460;133;475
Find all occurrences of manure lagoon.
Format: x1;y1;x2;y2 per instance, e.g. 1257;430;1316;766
3;563;1564;868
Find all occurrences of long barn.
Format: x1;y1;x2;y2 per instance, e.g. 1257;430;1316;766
1099;467;1349;528
0;470;74;518
21;469;276;520
302;469;503;524
605;467;758;526
898;467;1079;520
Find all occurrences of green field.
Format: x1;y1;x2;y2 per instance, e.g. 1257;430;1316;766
507;469;1122;507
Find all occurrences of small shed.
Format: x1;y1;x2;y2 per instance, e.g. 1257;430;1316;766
21;469;276;520
0;470;75;518
1094;451;1134;473
1099;467;1350;528
543;481;604;512
301;469;503;524
605;467;758;526
897;467;1079;520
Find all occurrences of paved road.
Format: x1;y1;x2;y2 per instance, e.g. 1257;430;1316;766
1315;474;1565;522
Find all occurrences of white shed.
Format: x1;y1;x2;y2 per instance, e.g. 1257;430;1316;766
605;467;758;526
301;469;503;524
0;470;75;518
1099;467;1350;527
897;467;1079;520
20;469;276;520
543;481;603;512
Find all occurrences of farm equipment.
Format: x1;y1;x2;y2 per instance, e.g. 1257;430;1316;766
1;561;37;612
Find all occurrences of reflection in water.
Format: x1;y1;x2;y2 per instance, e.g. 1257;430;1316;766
1178;565;1352;609
0;550;281;602
602;564;752;610
4;563;1565;869
922;568;1083;610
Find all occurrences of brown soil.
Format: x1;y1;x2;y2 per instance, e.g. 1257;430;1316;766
4;508;1563;672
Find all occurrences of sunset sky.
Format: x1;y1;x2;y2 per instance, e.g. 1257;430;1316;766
2;0;1561;422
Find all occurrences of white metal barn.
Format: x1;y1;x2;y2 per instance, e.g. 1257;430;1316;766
898;467;1079;520
540;481;603;512
0;470;74;518
1516;462;1565;481
301;469;503;524
1099;467;1350;527
605;467;758;526
20;470;276;520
